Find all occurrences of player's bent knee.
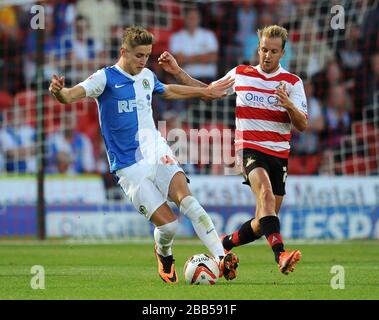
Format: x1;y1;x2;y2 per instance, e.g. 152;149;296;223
169;172;192;206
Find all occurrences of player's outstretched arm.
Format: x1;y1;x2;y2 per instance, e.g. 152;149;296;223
161;76;234;101
158;51;207;88
49;74;86;104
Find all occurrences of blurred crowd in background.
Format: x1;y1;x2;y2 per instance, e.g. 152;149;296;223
0;0;378;183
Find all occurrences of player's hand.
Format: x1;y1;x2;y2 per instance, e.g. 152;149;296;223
205;76;234;99
274;83;293;110
49;74;65;95
158;51;181;75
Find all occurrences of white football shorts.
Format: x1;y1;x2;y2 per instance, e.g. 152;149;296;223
116;158;185;220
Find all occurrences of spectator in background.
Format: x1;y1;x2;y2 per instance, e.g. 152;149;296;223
91;126;122;200
321;84;351;150
200;1;239;75
168;6;219;120
0;106;36;173
354;51;379;125
76;0;121;45
169;6;219;84
336;23;363;79
276;0;297;28
23;4;61;88
291;77;324;155
312;59;346;103
53;0;76;40
0;5;25;94
47;111;95;174
236;0;257;54
366;52;379;109
0;5;18;39
357;5;379;119
160;110;198;175
291;18;334;78
360;4;379;58
0;91;13;172
63;15;106;86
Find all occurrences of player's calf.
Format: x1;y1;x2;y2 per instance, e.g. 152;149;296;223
222;218;262;251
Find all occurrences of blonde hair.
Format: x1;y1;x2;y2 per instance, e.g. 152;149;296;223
257;25;288;49
122;26;154;48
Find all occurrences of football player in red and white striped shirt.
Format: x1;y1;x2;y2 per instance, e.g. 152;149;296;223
159;25;306;274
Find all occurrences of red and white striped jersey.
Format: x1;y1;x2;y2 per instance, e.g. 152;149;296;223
219;64;307;158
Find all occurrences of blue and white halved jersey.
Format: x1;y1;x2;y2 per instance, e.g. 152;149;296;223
79;65;169;172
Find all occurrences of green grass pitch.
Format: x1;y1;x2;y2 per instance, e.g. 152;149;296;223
0;240;378;300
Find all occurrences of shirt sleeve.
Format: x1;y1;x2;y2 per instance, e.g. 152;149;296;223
290;79;308;116
211;67;237;96
152;72;166;94
78;69;106;98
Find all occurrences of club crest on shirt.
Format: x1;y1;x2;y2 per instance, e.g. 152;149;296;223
246;157;256;168
139;205;148;216
142;79;150;89
243;66;255;73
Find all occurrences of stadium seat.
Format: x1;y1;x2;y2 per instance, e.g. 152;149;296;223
14;89;37;108
288;155;304;175
352;121;375;136
0;91;13;111
289;154;322;175
158;0;183;31
148;27;174;56
343;155;371;175
304;154;322;174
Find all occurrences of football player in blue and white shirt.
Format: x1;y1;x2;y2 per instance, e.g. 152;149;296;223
49;26;238;283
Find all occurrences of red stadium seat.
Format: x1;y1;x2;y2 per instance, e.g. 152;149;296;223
304;154;322;174
158;0;184;31
148;27;173;56
288;155;304;175
14;89;37;108
289;154;322;175
0;91;13;111
343;155;371;175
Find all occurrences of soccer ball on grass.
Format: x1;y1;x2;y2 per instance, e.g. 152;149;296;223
183;253;220;285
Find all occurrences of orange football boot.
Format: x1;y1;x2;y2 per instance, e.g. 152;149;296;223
154;246;178;283
278;250;301;275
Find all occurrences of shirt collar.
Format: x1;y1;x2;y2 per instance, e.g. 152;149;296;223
255;63;282;78
114;64;140;79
